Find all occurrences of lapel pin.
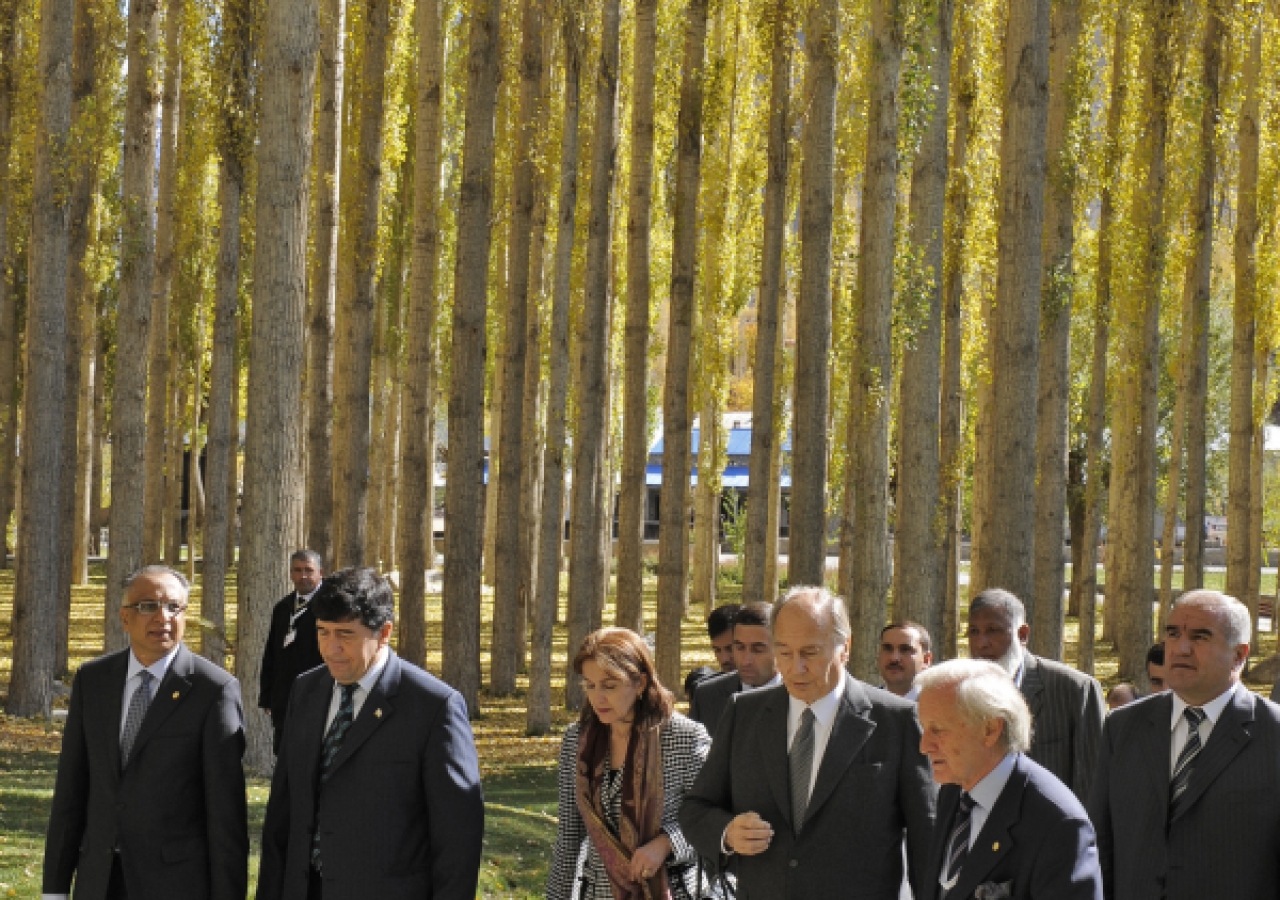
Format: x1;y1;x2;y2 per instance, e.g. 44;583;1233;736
172;691;180;699
992;842;1000;851
374;708;382;718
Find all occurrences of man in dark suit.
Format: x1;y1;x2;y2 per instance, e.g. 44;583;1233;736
878;620;933;701
968;588;1104;801
917;659;1103;900
690;601;779;733
260;550;326;753
257;567;484;900
680;586;937;898
43;566;249;900
1089;590;1280;900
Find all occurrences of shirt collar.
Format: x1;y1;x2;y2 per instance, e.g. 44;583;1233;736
1170;681;1238;731
339;645;391;696
295;588;319;606
968;751;1019;812
127;644;180;683
741;673;782;693
788;667;846;728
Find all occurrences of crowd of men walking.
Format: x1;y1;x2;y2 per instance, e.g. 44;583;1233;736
36;550;1280;900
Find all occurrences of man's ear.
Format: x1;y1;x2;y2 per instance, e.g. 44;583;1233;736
378;621;394;645
1017;623;1030;647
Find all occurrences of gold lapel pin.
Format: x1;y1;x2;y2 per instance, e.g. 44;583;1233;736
374;708;383;718
172;691;180;699
992;842;1000;851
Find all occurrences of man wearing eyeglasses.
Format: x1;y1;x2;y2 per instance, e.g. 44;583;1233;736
42;565;249;900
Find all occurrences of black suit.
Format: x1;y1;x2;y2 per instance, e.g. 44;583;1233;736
680;678;937;899
1088;686;1280;900
924;754;1102;900
1019;653;1104;802
689;671;742;733
43;644;249;900
259;592;324;752
257;650;485;900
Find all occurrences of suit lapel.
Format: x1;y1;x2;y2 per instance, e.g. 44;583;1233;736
949;756;1026;900
1142;695;1173;811
1019;653;1044;720
124;644;195;770
1171;686;1253;823
927;788;962;900
757;686;793;828
324;651;401;777
104;650;130;776
802;677;876;829
296;671;333;797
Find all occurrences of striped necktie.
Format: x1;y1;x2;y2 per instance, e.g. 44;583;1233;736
312;683;358;872
789;708;816;833
120;670;154;767
944;792;976;892
1169;706;1207;819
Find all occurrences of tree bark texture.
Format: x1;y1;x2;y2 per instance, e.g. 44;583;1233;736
0;0;18;569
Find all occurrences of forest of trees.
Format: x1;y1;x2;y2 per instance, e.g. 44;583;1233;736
0;0;1278;775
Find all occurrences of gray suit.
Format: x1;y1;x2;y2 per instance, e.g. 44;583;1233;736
689;672;742;734
43;644;249;900
679;679;937;899
1088;686;1280;900
1020;653;1104;801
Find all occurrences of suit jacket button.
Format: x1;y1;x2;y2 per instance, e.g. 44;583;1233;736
789;859;798;868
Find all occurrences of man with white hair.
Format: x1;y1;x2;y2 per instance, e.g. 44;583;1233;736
917;660;1103;900
1088;590;1280;900
680;586;937;898
967;588;1104;801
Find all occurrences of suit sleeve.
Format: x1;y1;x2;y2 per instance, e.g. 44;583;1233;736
1029;812;1104;900
259;604;280;710
204;676;249;900
898;705;938;898
1072;676;1105;801
256;680;302;900
1085;717;1116;900
42;668;91;894
677;697;739;866
424;690;484;900
546;726;586;900
661;719;711;866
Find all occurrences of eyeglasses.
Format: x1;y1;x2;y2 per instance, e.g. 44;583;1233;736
123;601;188;617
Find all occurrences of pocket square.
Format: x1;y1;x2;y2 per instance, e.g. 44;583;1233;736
974;881;1013;900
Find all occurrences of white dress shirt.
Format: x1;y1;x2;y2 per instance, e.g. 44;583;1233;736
939;752;1019;892
120;645;180;738
324;646;390;732
786;668;847;800
1169;681;1238;774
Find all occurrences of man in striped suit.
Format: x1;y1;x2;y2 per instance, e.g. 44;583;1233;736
1088;590;1280;900
967;589;1105;801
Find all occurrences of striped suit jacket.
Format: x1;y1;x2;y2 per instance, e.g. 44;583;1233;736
1020;653;1105;802
1088;685;1280;900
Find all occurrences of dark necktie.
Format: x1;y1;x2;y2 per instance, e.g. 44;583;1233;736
944;792;976;891
1169;706;1207;819
120;670;154;767
789;708;816;832
312;683;358;872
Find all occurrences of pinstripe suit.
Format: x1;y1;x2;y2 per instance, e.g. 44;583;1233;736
1087;685;1280;900
1020;653;1104;802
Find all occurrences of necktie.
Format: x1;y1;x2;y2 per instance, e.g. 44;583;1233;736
789;708;816;833
120;670;154;767
312;683;358;872
944;792;976;891
1169;706;1207;819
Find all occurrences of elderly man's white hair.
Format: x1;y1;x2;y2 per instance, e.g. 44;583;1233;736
1171;589;1252;647
915;659;1032;754
773;585;851;644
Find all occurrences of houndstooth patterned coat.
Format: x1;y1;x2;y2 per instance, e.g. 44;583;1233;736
547;713;712;900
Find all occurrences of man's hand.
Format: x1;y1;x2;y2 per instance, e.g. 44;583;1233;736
629;833;672;882
726;812;774;856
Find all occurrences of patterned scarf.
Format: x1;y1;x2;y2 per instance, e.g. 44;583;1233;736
575;715;671;900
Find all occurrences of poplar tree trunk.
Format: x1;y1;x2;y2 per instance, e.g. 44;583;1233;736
442;0;503;715
656;0;710;695
1030;0;1082;658
940;9;976;662
1075;8;1128;674
973;0;1050;605
742;0;790;607
616;0;658;633
304;0;344;567
565;0;621;709
396;0;444;669
1111;0;1177;685
893;0;953;654
691;405;719;617
788;0;838;588
491;0;542;692
236;0;318;773
164;344;184;565
0;0;17;570
528;15;581;734
73;230;97;586
1246;352;1269;622
105;0;162;652
143;0;183;565
1227;24;1261;605
333;0;395;568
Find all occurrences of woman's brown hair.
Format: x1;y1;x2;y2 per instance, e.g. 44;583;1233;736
572;628;675;728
